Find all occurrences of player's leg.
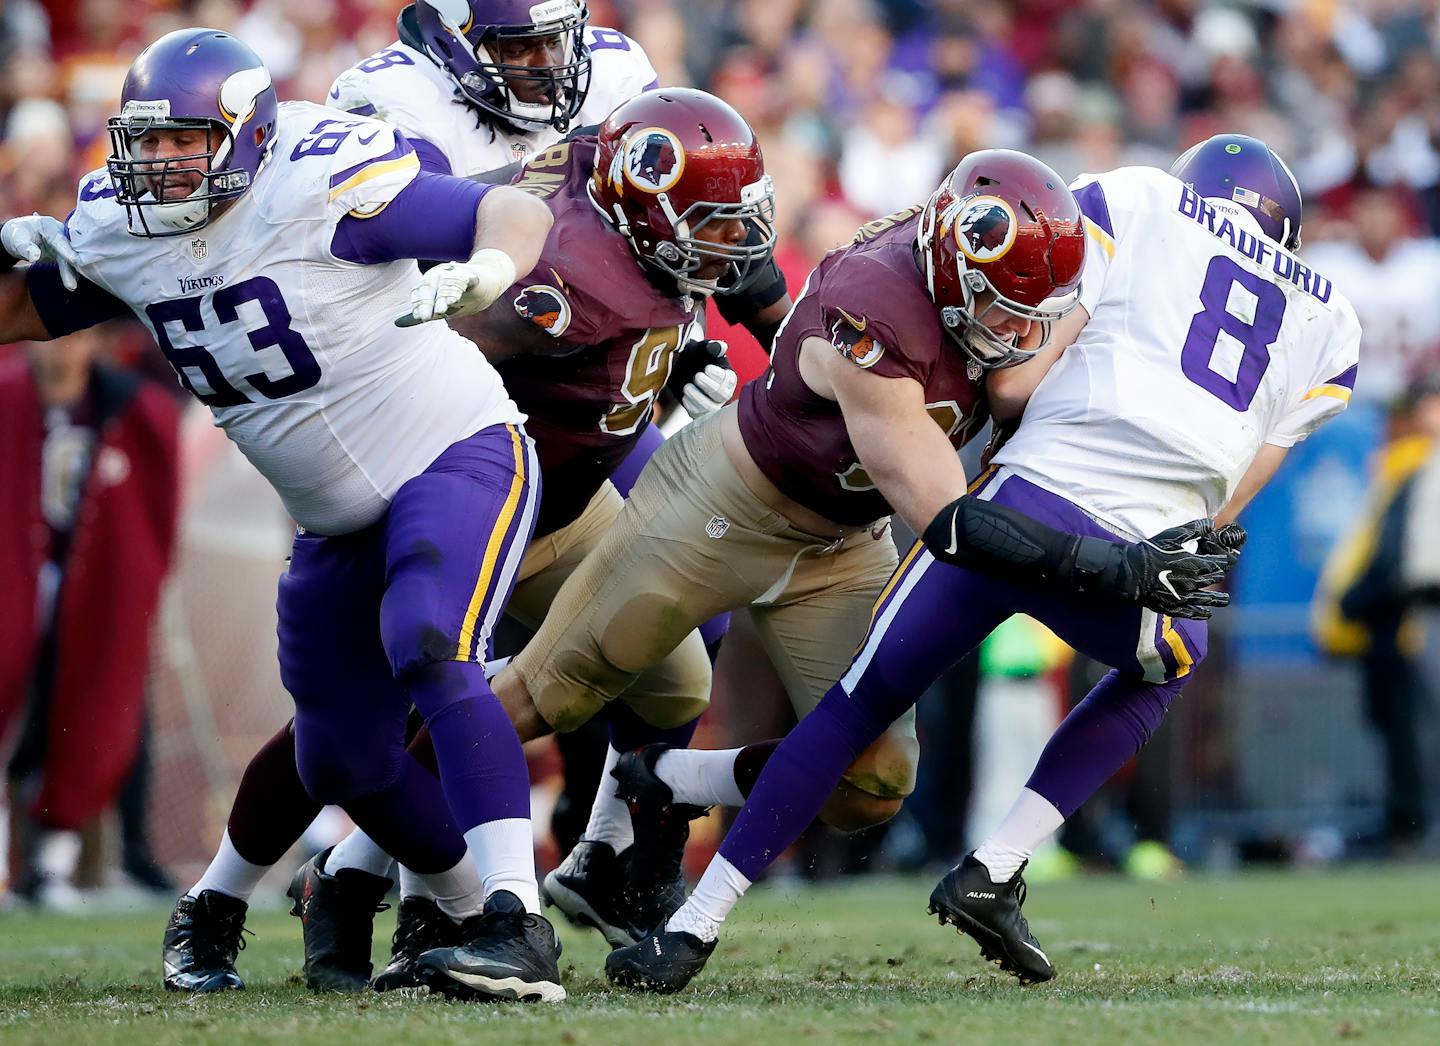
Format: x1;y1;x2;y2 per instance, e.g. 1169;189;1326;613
613;526;908;831
608;544;1014;992
279;525;489;994
373;423;563;1003
163;719;323;993
935;469;1210;983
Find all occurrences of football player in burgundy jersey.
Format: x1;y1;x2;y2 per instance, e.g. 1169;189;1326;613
477;149;1235;984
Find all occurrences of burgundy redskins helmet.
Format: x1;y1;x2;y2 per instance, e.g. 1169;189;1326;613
591;88;776;296
916;150;1085;369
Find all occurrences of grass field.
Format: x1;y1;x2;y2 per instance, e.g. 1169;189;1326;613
3;865;1439;1044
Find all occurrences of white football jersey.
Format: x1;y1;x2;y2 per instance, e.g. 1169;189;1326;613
65;100;522;536
995;165;1362;539
327;25;658;176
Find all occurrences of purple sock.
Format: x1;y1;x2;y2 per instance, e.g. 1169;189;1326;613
406;659;531;829
718;683;889;881
344;757;464;873
1025;669;1183;819
606;701;700;753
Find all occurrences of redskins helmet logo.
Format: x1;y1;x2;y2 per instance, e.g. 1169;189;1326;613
513;284;571;337
621;128;685;193
952;194;1018;263
831;307;884;369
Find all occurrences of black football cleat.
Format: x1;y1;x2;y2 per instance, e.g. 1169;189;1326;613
605;926;717;994
162;890;250;992
611;745;708;936
417;890;565;1003
371;895;464;992
541;840;639;948
928;852;1055;984
286;846;392;993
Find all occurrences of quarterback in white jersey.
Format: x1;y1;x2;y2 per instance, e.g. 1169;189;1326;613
0;28;569;1001
604;136;1361;996
328;1;657;177
994;160;1361;540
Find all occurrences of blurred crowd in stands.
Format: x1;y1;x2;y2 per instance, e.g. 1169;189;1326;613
3;1;1439;901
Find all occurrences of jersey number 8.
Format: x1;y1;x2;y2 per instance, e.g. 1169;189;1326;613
1180;255;1287;412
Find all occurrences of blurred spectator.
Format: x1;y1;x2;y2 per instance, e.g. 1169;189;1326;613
1305;186;1440;404
1;332;181;907
1314;377;1440;852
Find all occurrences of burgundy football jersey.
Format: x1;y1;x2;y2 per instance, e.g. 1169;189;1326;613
738;209;989;528
498;138;698;536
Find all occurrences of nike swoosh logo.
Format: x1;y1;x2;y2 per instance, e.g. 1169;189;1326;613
946;509;961;556
475;960;529;974
357;129;381;145
1157;569;1181;600
835;306;867;332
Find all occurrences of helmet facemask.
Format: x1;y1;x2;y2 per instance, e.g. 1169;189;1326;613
645;176;777;296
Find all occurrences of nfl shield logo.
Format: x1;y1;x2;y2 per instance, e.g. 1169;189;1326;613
190;238;208;261
705;515;730;540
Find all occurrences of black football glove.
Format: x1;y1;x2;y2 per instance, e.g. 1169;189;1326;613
1101;518;1239;620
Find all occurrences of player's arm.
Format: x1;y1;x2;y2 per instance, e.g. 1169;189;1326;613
1215;443;1290;527
985;303;1090;426
822;339;1237;618
446;289;564;363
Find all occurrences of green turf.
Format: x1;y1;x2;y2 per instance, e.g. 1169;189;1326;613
3;866;1439;1044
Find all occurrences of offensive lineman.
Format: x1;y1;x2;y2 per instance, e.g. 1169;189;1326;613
606;135;1359;993
0;29;567;1002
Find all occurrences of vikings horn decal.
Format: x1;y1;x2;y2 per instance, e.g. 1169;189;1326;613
621;127;686;194
513;285;572;337
830;307;884;369
952;194;1018;264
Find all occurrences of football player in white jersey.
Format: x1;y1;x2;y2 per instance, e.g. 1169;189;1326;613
328;1;656;177
0;28;569;1002
604;135;1361;995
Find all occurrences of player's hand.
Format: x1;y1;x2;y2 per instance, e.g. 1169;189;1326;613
398;247;517;326
667;339;737;418
1;214;79;290
1119;518;1240;620
1198;521;1247;557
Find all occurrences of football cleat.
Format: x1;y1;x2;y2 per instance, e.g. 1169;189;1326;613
611;745;709;936
162;890;250;992
540;840;640;948
928;852;1055;984
286;846;392;993
605;926;717;994
417;890;565;1003
371;895;464;992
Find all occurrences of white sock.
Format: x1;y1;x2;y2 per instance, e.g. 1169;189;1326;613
664;854;751;943
188;829;270;903
580;745;634;852
325;828;396;881
655;747;746;808
35;829;81;882
464;818;541;914
413;857;486;921
398;864;434;902
973;787;1066;883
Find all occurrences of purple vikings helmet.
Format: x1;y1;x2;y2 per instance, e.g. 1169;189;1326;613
415;0;592;132
106;28;277;237
1171;133;1303;250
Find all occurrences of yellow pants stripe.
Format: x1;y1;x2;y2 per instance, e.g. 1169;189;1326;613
454;425;527;662
1160;614;1194;679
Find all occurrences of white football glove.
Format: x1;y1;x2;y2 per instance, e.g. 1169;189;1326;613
1;214;79;291
681;361;739;418
397;247;517;327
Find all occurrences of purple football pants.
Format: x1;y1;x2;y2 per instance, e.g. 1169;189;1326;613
719;468;1208;881
279;423;540;872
